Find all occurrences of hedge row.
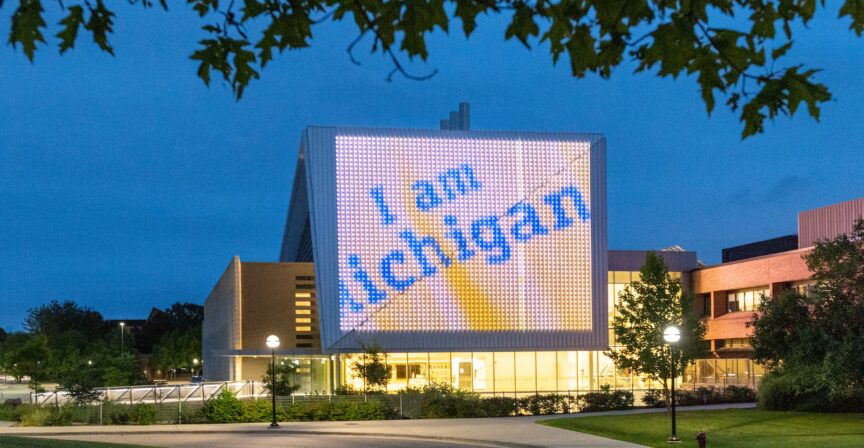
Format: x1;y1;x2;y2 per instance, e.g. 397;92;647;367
203;390;387;423
757;371;864;413
641;385;756;408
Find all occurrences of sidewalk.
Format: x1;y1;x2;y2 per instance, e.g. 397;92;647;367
0;403;755;448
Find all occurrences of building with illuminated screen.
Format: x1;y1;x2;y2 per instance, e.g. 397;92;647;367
202;105;864;396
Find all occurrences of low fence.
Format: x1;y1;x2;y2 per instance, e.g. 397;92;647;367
32;383;657;407
24;389;647;425
18;385;755;426
31;381;269;407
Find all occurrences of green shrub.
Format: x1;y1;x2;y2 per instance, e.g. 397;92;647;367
642;386;756;408
242;399;273;423
274;400;386;422
0;403;31;422
19;407;52;426
417;385;485;418
180;403;207;424
758;371;814;411
480;397;518;417
104;402;131;425
203;389;245;423
283;402;314;421
641;389;664;407
17;405;77;426
578;387;633;412
45;407;76;426
129;404;156;425
757;371;863;412
722;385;757;403
342;401;387;420
518;394;575;415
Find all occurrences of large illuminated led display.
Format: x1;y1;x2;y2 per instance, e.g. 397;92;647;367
291;127;607;351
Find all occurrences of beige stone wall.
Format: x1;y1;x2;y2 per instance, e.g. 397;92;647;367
240;262;319;351
202;257;242;381
203;259;318;381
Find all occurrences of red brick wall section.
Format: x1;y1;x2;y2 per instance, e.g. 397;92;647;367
692;248;812;294
694;248;813;344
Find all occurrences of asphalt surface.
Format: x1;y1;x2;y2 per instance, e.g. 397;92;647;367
47;433;502;447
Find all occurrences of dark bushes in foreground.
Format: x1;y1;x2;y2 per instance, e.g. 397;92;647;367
404;384;632;418
757;371;864;413
642;385;756;408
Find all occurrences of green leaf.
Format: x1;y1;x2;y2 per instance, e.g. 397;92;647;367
771;41;793;60
187;0;220;18
191;34;259;99
505;3;539;48
565;25;597;77
57;5;85;54
840;0;864;35
9;0;47;62
84;0;116;55
454;0;489;36
232;45;259;99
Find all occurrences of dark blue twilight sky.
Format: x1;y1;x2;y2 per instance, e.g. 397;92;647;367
1;6;863;330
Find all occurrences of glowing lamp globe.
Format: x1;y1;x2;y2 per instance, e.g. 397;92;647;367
266;335;280;349
663;325;681;344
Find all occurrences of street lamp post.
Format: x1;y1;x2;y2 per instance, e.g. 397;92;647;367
192;358;199;376
663;325;681;443
119;322;126;353
265;335;280;429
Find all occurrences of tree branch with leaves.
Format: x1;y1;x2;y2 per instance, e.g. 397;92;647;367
6;0;862;137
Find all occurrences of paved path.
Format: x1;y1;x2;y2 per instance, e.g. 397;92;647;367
45;434;504;447
1;403;756;448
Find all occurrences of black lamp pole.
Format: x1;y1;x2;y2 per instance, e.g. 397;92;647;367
669;345;678;442
269;348;279;428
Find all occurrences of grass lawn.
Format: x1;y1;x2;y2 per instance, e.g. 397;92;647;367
0;436;154;448
540;409;864;448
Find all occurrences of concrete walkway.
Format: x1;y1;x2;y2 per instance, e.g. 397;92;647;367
0;403;756;448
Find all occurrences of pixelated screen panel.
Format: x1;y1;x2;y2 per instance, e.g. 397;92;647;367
335;135;592;332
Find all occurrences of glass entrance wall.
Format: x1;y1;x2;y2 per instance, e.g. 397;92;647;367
338;351;759;394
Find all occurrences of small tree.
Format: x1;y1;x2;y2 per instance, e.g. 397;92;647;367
750;218;864;405
58;359;104;404
606;252;707;406
262;360;300;397
353;343;392;393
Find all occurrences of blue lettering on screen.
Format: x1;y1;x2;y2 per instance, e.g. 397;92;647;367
380;250;416;291
348;254;388;304
543;185;590;230
444;215;477;262
411;180;442;211
339;279;364;313
370;185;396;225
507;202;550;241
471;215;511;264
400;230;452;277
342;163;591;312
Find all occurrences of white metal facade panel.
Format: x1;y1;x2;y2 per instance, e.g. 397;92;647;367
302;127;608;352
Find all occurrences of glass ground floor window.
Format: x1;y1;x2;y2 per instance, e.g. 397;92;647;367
234;352;761;395
338;350;759;394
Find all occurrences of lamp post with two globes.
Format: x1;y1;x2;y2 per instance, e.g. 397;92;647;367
265;335;280;429
663;325;681;443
